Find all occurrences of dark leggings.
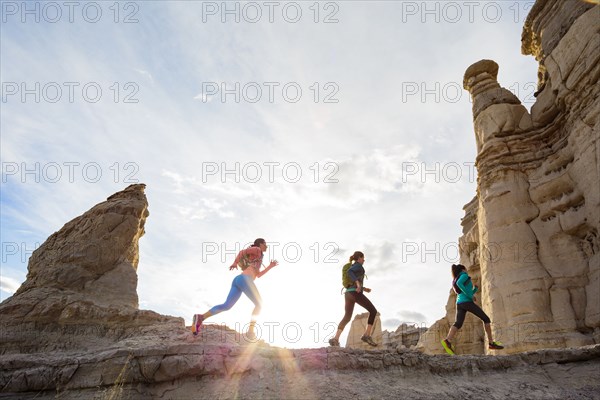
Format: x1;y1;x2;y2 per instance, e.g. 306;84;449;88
338;291;378;331
453;301;491;329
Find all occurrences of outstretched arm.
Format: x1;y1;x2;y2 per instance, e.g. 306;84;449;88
257;260;279;278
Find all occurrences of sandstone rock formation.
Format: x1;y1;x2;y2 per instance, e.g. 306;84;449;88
345;312;383;350
381;323;428;351
0;184;182;355
1;183;599;398
418;1;599;355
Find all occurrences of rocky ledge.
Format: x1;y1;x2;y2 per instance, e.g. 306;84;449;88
1;184;599;399
1;327;599;399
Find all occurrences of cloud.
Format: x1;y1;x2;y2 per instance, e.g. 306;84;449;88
134;68;154;83
162;146;418;219
396;310;428;324
382;318;402;329
381;311;428;331
323;145;424;205
193;92;213;102
175;198;235;220
362;241;402;273
0;276;22;295
160;143;425;225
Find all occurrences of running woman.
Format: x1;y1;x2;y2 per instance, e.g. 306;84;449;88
329;251;379;347
441;264;504;355
191;238;278;339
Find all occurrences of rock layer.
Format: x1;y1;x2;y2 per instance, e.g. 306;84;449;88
1;326;599;399
419;1;599;355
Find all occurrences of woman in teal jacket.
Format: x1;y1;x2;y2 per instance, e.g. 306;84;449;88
441;264;504;354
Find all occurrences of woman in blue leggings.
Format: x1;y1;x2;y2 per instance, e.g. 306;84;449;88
192;238;278;339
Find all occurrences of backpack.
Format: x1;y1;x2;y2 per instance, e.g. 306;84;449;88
342;262;354;288
238;252;261;271
238;254;251;270
452;272;470;294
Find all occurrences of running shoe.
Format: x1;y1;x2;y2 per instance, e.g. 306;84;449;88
361;335;378;347
328;338;340;347
488;341;504;350
191;314;204;336
441;339;455;355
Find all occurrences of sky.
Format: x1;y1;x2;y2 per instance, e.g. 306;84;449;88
1;0;539;348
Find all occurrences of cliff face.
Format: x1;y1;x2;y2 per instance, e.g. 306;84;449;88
419;1;599;355
0;184;181;355
14;183;148;308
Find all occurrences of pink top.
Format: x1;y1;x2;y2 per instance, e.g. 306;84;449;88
232;247;264;277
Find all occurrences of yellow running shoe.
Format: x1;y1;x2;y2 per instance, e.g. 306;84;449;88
488;341;504;350
441;339;455;355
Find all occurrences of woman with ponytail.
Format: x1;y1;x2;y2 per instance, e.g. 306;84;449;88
329;251;379;347
441;264;504;355
191;238;278;340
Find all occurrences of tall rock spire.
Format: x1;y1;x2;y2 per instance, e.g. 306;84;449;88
418;2;599;354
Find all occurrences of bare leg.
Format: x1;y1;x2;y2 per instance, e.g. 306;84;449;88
484;323;494;343
333;329;343;341
248;321;256;333
364;324;374;337
446;326;458;341
246;321;257;340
